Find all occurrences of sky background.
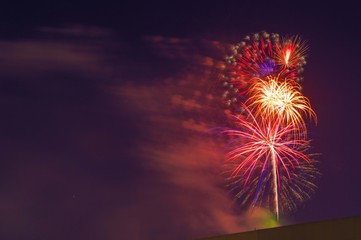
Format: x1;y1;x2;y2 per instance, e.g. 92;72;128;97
0;1;360;240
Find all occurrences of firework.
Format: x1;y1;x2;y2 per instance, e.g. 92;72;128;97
224;107;317;220
223;32;307;98
221;31;318;220
247;76;316;136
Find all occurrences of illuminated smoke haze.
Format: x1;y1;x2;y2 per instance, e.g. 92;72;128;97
0;27;276;240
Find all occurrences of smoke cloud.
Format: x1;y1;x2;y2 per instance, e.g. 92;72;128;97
0;26;276;240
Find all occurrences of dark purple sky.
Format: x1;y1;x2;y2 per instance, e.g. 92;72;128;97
0;1;360;240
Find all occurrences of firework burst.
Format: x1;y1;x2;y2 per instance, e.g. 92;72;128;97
247;76;316;136
276;35;308;70
222;32;307;102
224;107;317;220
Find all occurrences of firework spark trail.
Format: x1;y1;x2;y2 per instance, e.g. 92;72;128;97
221;31;318;220
270;148;279;221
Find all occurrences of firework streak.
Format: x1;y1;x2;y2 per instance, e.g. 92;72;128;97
221;31;318;220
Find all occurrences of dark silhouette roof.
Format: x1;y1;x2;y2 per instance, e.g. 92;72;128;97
199;216;361;240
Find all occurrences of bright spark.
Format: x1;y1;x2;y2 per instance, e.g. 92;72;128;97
284;49;291;66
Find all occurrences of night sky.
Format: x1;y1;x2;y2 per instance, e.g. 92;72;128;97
1;1;360;240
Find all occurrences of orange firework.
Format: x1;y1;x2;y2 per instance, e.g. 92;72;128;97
247;76;316;136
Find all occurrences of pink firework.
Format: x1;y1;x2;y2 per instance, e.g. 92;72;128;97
224;107;317;219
